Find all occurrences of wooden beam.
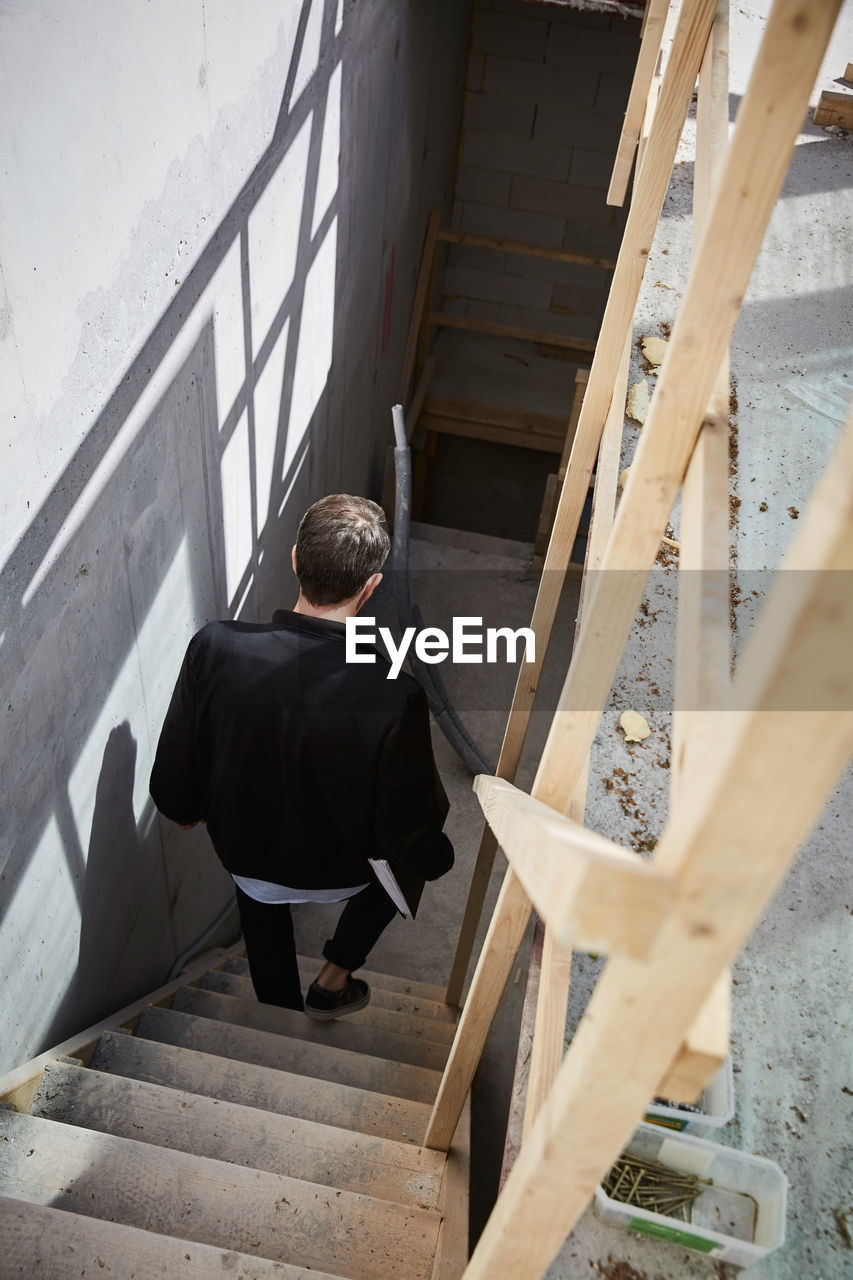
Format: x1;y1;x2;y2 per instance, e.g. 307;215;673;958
473;777;676;955
607;0;671;206
397;210;440;409
534;0;843;817
558;369;589;476
672;0;731;801
667;0;734;1095
424;397;570;438
419;414;561;454
426;312;596;355
520;364;626;1139
458;392;853;1277
437;228;616;271
657;969;730;1101
813;87;853;127
441;0;715;1011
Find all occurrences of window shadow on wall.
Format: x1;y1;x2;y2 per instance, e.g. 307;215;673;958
0;0;358;1063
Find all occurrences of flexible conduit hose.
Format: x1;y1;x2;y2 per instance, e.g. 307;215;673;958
390;404;494;777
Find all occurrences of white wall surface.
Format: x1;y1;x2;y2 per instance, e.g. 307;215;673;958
0;0;470;1073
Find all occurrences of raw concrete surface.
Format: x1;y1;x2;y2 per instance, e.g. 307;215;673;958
0;0;472;1076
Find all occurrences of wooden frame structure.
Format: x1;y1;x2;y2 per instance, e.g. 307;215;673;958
392;215;614;537
420;2;850;1277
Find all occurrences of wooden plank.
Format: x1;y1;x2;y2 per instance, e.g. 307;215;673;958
521;926;573;1145
672;0;731;799
408;352;438;439
813;87;853;127
431;1098;471;1280
607;0;671;206
532;472;561;565
173;985;449;1071
657;970;730;1101
437;228;616;271
0;1197;347;1280
426;312;596;355
520;338;629;1143
202;968;456;1046
0;1109;442;1280
0;940;241;1114
667;0;734;1092
458;394;853;1279
136;1005;442;1105
90;1030;432;1143
398;210;441;408
424;396;571;437
32;1060;445;1208
428;869;533;1150
473;777;676;955
420;413;563;454
558;368;589;475
533;0;843;817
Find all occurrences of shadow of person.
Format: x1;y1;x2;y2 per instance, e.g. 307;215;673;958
40;721;173;1049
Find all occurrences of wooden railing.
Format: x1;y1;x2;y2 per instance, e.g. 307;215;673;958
423;3;851;1278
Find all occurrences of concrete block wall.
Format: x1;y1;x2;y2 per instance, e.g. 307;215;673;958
444;0;640;346
0;0;470;1075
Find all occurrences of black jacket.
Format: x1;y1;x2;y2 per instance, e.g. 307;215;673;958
149;609;453;915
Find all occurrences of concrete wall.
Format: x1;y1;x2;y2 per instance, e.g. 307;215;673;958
443;0;639;345
0;0;471;1074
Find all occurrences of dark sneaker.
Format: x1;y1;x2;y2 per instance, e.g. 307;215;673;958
304;976;370;1020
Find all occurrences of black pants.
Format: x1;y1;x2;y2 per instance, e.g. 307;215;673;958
234;881;398;1011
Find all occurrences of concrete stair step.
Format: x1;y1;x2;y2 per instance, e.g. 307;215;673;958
0;1109;441;1280
0;1195;349;1279
225;956;458;1023
134;1005;441;1104
31;1060;444;1209
201;968;456;1046
89;1030;431;1143
293;953;447;1003
174;985;450;1072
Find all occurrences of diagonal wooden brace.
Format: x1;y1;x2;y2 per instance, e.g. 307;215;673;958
474;777;676;958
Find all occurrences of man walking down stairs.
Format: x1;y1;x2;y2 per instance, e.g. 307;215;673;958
0;493;467;1275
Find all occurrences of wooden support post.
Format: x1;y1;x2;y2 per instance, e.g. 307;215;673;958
521;354;626;1138
607;0;670;206
442;0;715;1009
397;211;440;410
426;312;596;355
533;0;843;818
667;0;733;1095
521;925;573;1145
459;396;853;1279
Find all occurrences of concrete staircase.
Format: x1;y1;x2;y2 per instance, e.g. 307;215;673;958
0;943;468;1278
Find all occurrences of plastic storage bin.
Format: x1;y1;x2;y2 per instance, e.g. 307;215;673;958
645;1058;735;1134
593;1123;788;1269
